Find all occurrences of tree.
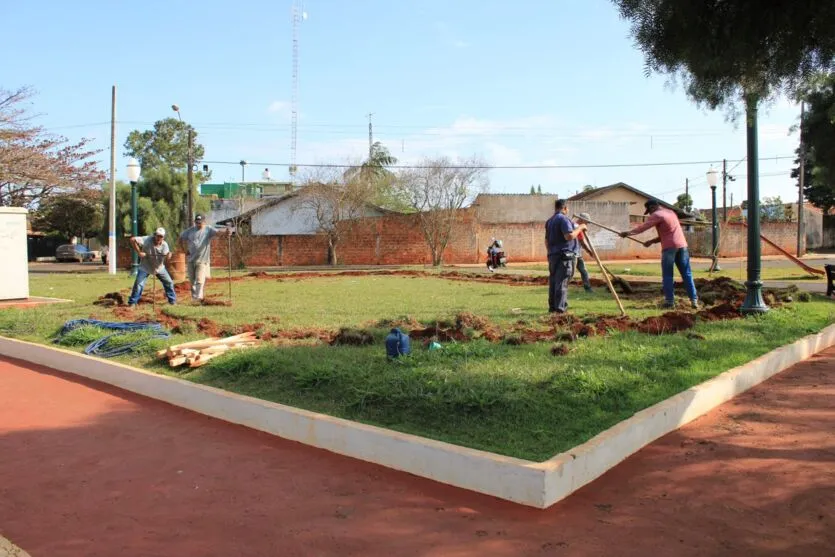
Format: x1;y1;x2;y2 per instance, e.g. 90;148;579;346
124;117;210;184
0;87;104;208
32;189;104;241
343;141;409;212
583;184;595;192
674;193;693;213
101;168;209;246
297;166;375;265
537;184;543;195
793;74;835;212
530;185;536;194
761;196;786;221
396;156;489;266
614;0;835;310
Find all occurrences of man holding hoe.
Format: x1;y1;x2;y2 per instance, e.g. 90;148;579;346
619;200;699;309
127;227;176;308
179;214;232;303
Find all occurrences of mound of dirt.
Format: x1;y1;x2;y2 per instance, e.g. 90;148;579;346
330;328;375;346
551;344;570;356
637;312;695;335
94;292;125;307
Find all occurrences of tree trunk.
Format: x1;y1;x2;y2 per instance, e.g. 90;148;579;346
328;237;337;265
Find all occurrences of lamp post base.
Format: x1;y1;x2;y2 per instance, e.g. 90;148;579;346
709;257;722;273
741;280;769;314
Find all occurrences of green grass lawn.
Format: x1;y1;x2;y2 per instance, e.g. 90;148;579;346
1;270;832;461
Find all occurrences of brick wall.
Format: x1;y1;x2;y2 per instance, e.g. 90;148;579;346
198;211;805;268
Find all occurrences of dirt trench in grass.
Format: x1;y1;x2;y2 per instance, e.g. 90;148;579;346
92;271;797;353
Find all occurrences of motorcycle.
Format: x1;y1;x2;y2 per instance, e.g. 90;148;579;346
486;245;508;270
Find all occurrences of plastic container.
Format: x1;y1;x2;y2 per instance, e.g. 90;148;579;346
385;328;411;359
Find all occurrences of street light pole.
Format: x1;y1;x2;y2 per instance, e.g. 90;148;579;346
741;95;768;314
706;166;721;272
240;160;248;182
172;104;194;225
187;129;194;225
126;158;141;276
797;101;806;257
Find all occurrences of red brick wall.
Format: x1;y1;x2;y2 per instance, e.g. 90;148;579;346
201;215;804;267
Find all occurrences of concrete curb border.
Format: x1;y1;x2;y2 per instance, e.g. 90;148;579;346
2;323;834;508
0;535;31;557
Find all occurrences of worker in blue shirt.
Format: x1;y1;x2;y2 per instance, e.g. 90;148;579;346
545;199;587;313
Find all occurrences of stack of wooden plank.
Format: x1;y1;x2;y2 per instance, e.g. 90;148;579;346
157;332;260;368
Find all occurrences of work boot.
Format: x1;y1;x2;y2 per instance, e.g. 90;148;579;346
690;299;700;309
661;301;675;310
584;286;593;293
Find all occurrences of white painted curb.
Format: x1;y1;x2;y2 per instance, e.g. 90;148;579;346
2;322;834;508
0;535;31;557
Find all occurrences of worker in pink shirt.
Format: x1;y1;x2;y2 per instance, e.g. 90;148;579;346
620;200;699;309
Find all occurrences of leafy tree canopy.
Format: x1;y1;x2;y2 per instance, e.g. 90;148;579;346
613;1;835;112
124;117;208;180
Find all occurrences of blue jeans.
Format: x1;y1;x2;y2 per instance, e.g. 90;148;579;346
548;253;575;313
576;256;592;290
128;268;176;306
661;248;698;304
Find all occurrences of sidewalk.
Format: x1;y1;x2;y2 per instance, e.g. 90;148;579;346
1;351;833;557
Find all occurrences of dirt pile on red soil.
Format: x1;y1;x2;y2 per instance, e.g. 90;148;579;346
93;292;125;307
637;312;695;335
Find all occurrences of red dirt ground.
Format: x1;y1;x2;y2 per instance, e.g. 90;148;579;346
1;351;833;556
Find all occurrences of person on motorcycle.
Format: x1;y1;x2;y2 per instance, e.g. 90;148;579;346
486;238;504;272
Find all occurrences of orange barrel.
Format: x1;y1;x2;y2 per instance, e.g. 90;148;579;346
168;251;187;282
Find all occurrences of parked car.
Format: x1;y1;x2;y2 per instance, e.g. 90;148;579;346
55;244;95;263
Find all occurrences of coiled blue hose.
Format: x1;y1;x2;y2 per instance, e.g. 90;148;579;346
55;319;170;358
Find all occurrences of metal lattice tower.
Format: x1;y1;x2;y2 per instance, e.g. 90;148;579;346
290;1;302;184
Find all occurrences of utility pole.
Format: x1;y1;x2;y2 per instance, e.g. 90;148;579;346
187;129;194;225
722;158;728;223
797;101;806;257
108;85;117;275
367;112;374;158
685;178;689;210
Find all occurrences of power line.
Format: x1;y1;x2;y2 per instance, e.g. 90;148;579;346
199;155;795;171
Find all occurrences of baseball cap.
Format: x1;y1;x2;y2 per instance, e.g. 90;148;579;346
643;200;660;215
195;214;204;222
578;212;591;221
154;227;166;237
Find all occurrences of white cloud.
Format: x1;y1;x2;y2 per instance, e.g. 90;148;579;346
267;100;290;115
433;20;470;49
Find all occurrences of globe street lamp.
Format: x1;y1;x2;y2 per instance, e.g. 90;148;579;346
706;166;721;272
240;160;248;182
126;157;141;276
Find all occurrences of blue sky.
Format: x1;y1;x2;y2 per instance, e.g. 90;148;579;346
3;0;802;210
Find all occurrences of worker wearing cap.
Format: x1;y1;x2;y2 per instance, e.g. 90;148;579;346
127;227;176;307
620;200;699;309
575;213;594;292
178;214;232;303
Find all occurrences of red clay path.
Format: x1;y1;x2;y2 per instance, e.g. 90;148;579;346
1;350;833;557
